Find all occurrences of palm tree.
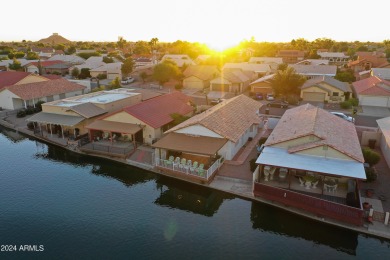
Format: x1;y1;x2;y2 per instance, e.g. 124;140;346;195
271;67;306;98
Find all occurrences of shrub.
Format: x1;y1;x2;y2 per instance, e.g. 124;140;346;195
27;122;35;130
340;101;352;109
286;95;300;105
362;147;381;167
25;107;35;115
35;101;45;111
16;110;26;118
97;74;107;80
349;98;359;107
249;158;257;172
365;167;377;182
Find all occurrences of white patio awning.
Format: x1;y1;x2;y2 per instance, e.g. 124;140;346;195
256;146;366;180
27;112;84;127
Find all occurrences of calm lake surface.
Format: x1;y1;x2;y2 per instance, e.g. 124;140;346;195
0;127;389;259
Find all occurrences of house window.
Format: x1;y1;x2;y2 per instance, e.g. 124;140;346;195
332;92;339;96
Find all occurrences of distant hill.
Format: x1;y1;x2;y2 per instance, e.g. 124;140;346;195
38;33;71;44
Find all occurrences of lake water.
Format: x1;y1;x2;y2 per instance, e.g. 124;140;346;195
0;127;389;259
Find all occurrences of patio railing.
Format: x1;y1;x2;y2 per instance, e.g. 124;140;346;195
155;157;223;180
80;142;134;157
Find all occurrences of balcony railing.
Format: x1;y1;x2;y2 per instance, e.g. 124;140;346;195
155;158;223;180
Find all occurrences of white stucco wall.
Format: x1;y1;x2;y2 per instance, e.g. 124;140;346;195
0;89;20;110
380;133;390;168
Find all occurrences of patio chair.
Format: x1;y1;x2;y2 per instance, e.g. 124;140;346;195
311;180;319;189
299;177;305;186
168;156;174;162
196;164;205;175
190;161;198;173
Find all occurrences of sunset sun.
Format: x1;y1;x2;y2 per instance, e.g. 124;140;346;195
206;39;239;52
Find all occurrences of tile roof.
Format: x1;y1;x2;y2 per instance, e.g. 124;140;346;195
183;65;219;81
265;104;364;162
0;71;33;89
317;52;349;58
123;91;193;128
166;94;263;142
371;68;390;80
301;76;351;92
25;60;64;68
352;76;390;96
248;57;284;64
0;71;50;90
290;64;337;76
3;79;85;100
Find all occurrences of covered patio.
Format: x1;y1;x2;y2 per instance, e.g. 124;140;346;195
81;120;143;158
27;112;84;140
253;146;367;226
153;133;227;183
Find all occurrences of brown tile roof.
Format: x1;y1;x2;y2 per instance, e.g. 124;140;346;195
265;104;364;162
301;76;351;92
152;132;228;156
352;76;390;96
4;79;85;100
123;91;193;128
167;95;263;142
277;50;305;57
25;60;64;68
68;103;107;118
0;71;46;90
183;65;219;81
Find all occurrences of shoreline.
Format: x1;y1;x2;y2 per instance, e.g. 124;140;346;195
1;119;390;241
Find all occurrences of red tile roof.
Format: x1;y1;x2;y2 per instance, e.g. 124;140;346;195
265;104;364;162
352;76;390;96
3;79;85;100
0;71;34;89
25;60;64;68
123;91;193;128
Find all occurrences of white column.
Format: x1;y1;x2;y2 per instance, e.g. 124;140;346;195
50;124;53;136
24;100;27;109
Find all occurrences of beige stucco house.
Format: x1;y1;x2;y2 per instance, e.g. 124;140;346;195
182;65;219;89
27;88;141;138
86;91;194;145
377;117;390;168
152;95;263;183
300;76;351;103
254;104;366;226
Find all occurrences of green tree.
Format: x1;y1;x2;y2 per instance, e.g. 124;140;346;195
362;148;381;167
67;46;76;54
103;56;114;63
79;68;91;79
271;67;306;97
152;60;181;85
26;52;39;60
110;77;121;89
133;41;151;54
77;52;101;60
71;67;80;78
54;44;66;51
277;63;288;71
149;37;159;50
335;69;355;83
121;57;135;77
170;113;190;127
117;37;127;50
8;58;22;71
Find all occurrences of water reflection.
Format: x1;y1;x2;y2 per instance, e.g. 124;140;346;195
32;139;155;187
0;127;26;143
155;177;234;216
250;202;359;255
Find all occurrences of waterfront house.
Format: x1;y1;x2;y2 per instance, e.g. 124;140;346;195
300;76;351;103
85;91;193;147
0;79;85;110
27;88;141;143
182;65;219;90
351;76;390;108
253;104;366;226
153;94;263;183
